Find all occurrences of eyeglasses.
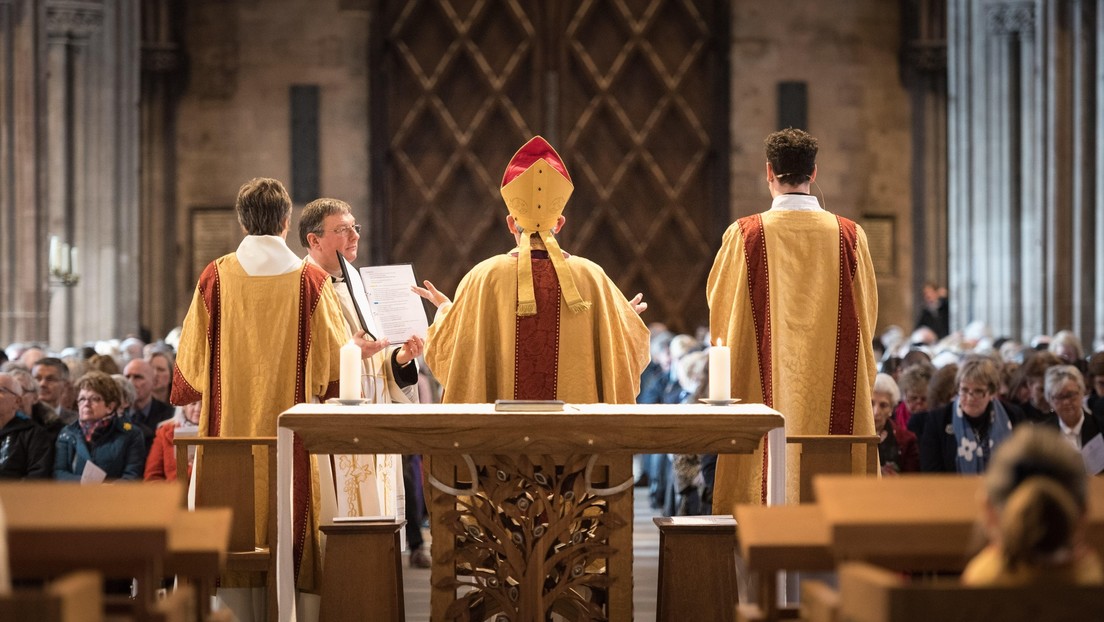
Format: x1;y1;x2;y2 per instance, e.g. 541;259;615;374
958;387;990;399
323;224;361;237
0;386;20;398
1051;391;1081;402
77;395;105;405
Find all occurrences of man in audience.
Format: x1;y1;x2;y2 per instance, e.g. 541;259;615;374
415;135;650;403
0;372;54;478
707;128;878;508
4;366;63;440
123;358;173;452
172;177;354;618
32;358;77;425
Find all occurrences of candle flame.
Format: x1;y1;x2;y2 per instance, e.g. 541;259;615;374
716;338;724;347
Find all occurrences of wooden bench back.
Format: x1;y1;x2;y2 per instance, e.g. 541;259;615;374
0;571;103;622
175;437;277;552
838;561;1104;622
787;435;879;503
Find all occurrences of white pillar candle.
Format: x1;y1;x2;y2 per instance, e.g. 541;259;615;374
69;246;78;276
339;340;361;400
49;236;60;273
708;340;731;402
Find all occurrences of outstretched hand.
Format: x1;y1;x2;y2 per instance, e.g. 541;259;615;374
396;335;425;365
352;330;390;358
412;280;451;308
628;292;647;315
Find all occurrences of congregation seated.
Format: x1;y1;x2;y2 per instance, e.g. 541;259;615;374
0;372;54;479
872;372;918;475
54;371;145;481
1086;351;1104;413
143;402;199;481
919;356;1024;473
962;425;1103;585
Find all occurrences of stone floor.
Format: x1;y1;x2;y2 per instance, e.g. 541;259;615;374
401;488;661;621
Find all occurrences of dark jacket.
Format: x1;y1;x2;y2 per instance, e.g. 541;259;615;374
54;416;146;481
127;398;174;455
919;400;1025;473
1038;408;1104;474
0;413;55;479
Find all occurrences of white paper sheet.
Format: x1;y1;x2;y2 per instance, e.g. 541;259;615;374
80;460;107;484
1082;433;1104;475
358;264;429;343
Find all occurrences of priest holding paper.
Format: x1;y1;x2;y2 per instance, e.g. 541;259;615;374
415;136;650;404
299;198;423;524
706;128;878;511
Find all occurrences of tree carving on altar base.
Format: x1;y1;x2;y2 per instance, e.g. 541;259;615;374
430;453;632;621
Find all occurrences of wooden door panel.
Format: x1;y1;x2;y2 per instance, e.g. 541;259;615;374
373;0;727;333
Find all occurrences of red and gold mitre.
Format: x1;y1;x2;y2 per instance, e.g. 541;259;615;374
500;136;590;316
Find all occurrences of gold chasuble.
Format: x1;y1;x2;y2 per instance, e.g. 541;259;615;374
707;208;878;511
427;250;649;403
172;253;344;590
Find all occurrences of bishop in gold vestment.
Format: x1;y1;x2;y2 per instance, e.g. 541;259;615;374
707;130;878;511
418;136;649;404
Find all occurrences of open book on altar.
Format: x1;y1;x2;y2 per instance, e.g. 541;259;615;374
338;256;429;343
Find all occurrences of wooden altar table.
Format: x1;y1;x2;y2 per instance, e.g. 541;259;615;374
275;402;785;622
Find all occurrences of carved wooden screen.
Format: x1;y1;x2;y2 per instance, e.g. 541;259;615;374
370;0;729;333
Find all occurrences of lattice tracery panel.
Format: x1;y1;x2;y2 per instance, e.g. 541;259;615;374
373;0;727;332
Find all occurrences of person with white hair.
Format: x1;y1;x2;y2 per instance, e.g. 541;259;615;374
0;372;54;479
1040;366;1104;471
873;372;918;474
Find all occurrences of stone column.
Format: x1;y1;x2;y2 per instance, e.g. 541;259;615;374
901;0;949;324
950;0;1104;345
139;0;183;341
0;1;50;346
43;1;104;350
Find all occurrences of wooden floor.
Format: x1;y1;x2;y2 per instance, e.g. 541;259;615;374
401;487;662;621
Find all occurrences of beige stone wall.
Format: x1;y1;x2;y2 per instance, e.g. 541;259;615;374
729;1;912;335
174;0;370;322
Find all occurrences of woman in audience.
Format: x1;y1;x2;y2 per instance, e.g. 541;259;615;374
53;371;145;481
147;349;175;405
908;362;959;439
893;364;932;430
1086;352;1104;412
1012;351;1062;423
143;401;200;481
1049;329;1086;371
85;353;120;375
873;372;919;474
111;373;136;415
919;356;1024;473
962;425;1103;585
1042;366;1104;463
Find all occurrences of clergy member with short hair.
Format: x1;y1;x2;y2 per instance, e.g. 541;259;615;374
172;177;350;620
707;128;879;510
415;135;650;404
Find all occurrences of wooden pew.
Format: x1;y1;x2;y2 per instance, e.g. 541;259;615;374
165;507;232;620
652;434;876;621
733;504;834;622
0;571;103;622
0;482;181;620
836;561;1104;621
